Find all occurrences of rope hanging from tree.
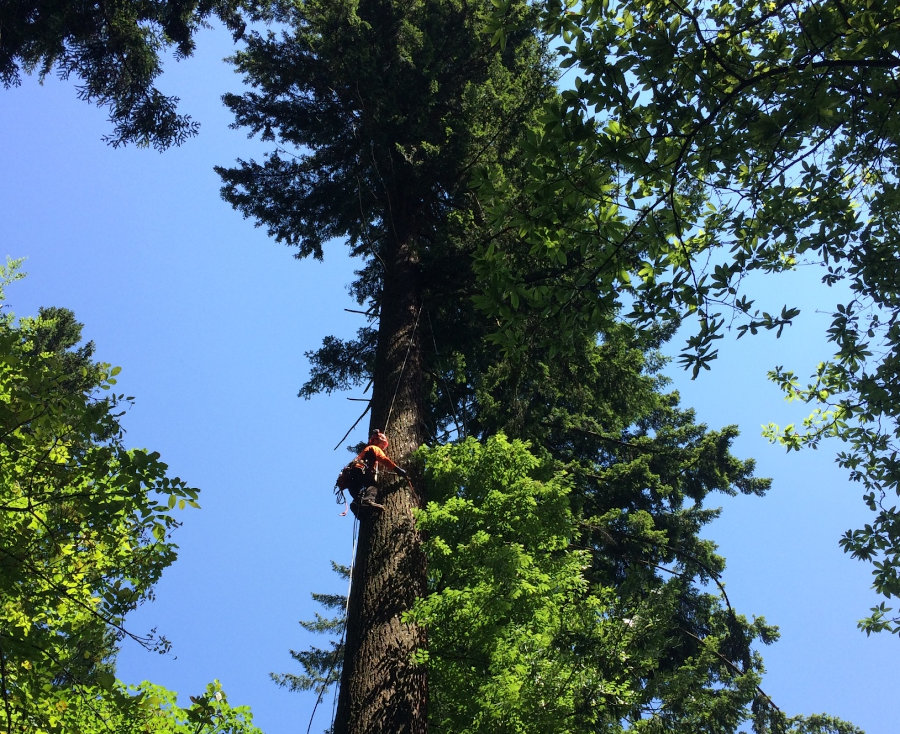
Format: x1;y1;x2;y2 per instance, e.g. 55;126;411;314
332;302;423;449
383;303;423;437
305;515;359;734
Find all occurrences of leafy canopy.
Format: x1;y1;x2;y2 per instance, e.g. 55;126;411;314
412;435;860;733
291;428;860;733
0;263;259;732
50;680;262;734
477;0;900;633
217;0;557;448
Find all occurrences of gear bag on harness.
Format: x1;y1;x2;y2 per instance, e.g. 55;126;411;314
334;459;384;516
332;430;407;516
335;459;366;506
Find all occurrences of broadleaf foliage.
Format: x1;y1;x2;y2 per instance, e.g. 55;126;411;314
0;268;259;732
476;0;900;633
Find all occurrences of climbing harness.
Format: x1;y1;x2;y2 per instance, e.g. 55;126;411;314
334;430;404;516
330;304;422;517
334;458;367;515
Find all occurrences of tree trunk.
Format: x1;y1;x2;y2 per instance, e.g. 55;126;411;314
334;238;428;734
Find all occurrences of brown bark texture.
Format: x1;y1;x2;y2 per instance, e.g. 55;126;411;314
334;241;428;734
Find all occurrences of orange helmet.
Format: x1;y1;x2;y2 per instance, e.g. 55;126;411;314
369;429;389;449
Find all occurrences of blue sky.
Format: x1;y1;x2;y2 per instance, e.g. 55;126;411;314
1;26;897;734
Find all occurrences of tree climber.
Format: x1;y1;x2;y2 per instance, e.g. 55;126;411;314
335;429;408;516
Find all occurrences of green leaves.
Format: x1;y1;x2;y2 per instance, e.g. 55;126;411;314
411;428;782;732
478;0;900;630
413;436;614;732
0;284;221;732
51;679;263;734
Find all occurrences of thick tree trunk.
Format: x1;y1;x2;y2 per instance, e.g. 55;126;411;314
334;239;428;734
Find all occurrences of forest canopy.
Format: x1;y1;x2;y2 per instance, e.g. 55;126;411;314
0;262;261;733
3;0;898;731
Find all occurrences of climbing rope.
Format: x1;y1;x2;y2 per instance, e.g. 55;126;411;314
306;515;359;734
426;308;464;440
329;515;358;730
333;302;422;450
311;301;422;732
383;303;423;436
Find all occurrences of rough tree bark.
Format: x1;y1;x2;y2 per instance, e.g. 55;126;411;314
213;4;552;728
334;237;428;734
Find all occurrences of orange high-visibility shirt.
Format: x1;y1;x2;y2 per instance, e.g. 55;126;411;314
355;444;400;474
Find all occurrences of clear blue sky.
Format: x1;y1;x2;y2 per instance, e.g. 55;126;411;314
1;26;896;734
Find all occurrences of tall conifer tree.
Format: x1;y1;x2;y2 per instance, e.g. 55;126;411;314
216;1;554;730
218;3;865;732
